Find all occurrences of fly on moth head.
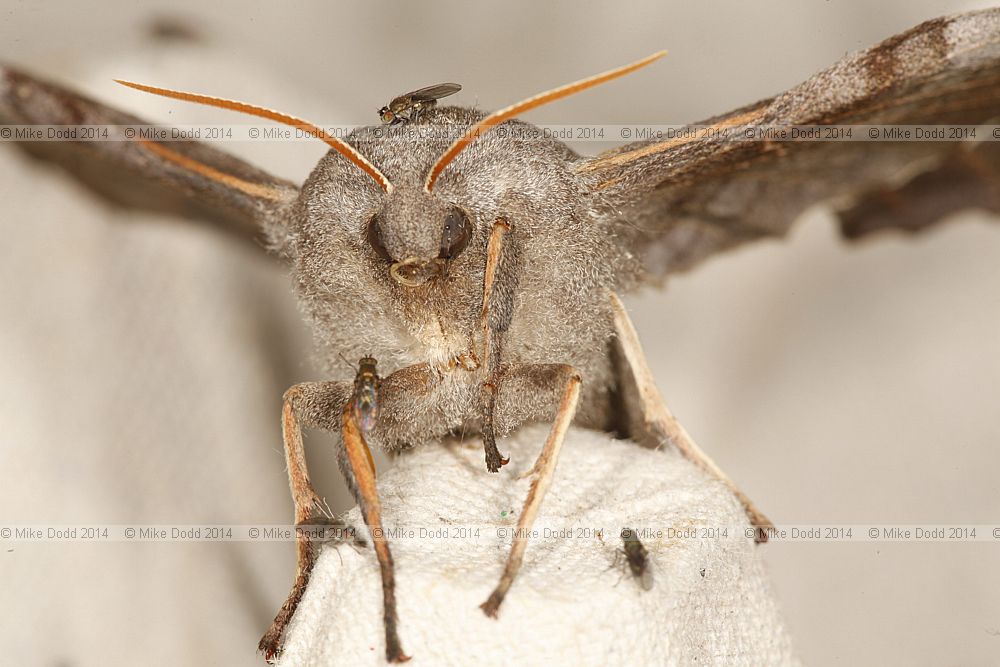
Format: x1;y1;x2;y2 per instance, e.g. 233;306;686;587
378;82;462;124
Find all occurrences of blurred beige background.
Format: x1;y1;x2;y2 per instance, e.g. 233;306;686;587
1;1;998;665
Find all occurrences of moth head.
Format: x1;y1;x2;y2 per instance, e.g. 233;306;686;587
326;104;582;297
366;190;472;287
289;119;488;300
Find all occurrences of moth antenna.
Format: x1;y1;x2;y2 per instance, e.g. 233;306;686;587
114;79;394;193
424;50;666;192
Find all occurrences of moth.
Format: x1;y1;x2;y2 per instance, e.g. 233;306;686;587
3;7;1000;663
619;528;654;591
378;82;462;125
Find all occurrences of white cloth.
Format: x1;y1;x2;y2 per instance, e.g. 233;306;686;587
280;426;798;666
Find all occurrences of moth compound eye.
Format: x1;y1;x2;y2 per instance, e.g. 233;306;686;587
366;213;393;263
439;207;472;260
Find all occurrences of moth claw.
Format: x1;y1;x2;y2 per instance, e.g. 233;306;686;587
257;635;282;664
388;649;413;663
484;449;509;473
483;434;509;473
479;593;502;619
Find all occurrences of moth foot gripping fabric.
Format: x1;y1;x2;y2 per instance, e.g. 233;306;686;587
277;425;798;666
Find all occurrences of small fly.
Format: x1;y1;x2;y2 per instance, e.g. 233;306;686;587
378;83;462;124
350;355;381;434
620;527;654;591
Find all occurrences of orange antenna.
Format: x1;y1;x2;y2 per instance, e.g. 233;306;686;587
115;79;393;193
424;50;666;192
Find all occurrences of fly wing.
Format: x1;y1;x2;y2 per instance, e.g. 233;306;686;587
405;82;462;102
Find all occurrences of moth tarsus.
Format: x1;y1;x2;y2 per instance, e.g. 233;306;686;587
256;515;357;663
340;387;410;663
619;527;654;591
378;82;462;125
258;358;393;661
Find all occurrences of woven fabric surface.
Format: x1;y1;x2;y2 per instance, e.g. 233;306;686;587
279;425;798;666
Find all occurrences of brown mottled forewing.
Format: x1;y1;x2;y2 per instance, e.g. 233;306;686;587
577;10;1000;283
0;66;298;244
839;141;1000;238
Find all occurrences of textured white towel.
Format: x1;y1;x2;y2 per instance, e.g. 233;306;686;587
279;426;798;666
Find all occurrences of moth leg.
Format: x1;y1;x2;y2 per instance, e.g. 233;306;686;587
339;395;411;663
608;292;775;542
479;217;518;472
259;381;351;663
334;363;441;662
260;364;439;662
480;363;581;618
342;362;454;662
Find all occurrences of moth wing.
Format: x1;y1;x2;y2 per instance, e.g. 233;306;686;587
1;66;299;245
577;10;1000;284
